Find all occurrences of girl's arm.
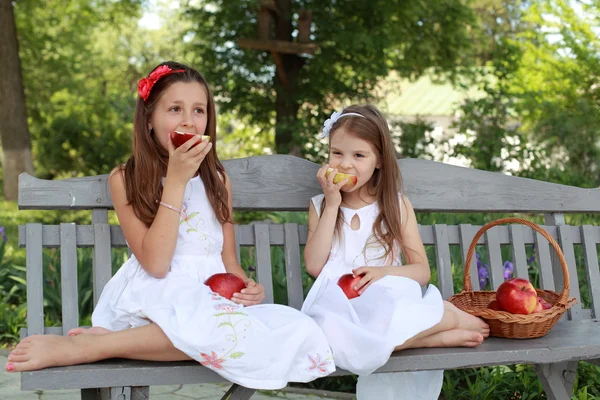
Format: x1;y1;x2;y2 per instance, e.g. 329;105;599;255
220;173;265;306
304;200;338;277
353;196;431;291
110;168;186;278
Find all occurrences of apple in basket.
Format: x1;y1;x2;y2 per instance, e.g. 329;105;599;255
170;131;211;149
337;273;364;299
204;273;246;300
534;297;552;313
496;278;538;315
487;300;501;311
325;168;358;190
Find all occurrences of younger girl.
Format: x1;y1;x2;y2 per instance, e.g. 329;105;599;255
6;62;335;389
301;105;490;399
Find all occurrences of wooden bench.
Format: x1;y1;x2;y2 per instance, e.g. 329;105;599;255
17;154;600;400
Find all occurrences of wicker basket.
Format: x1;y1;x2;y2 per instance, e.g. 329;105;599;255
447;217;577;339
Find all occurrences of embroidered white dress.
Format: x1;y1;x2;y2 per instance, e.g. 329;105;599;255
92;176;335;390
301;194;444;399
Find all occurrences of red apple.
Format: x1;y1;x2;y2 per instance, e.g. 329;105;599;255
337;273;364;299
533;300;543;313
496;278;538;315
537;297;552;310
170;131;211;149
325;168;358;190
488;300;501;311
204;273;246;300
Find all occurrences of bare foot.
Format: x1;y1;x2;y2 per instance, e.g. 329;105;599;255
396;329;484;350
68;326;112;336
5;334;102;372
445;301;490;337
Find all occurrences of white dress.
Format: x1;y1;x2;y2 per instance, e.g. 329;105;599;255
301;194;444;399
92;176;335;390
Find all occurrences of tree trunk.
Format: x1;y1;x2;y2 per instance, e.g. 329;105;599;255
0;0;35;201
273;0;304;155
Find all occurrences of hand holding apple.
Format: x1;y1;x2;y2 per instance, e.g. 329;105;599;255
170;131;210;149
204;272;246;300
337;273;364;299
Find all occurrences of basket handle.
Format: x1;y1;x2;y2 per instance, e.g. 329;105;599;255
463;217;571;305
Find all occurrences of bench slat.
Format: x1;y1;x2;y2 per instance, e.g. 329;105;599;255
458;224;479;290
26;223;44;335
60;223;79;335
485;228;504;289
509;225;529;280
556;225;583;320
92;210;112;306
253;224;274;304
283;224;304;310
432;225;453;299
580;225;600;319
535;231;556;291
234;225;241;264
20;320;600;390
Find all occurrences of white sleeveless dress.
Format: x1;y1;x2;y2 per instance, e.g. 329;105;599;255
301;194;444;399
92;176;335;390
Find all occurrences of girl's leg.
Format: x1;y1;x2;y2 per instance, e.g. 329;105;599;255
5;323;190;373
394;301;489;351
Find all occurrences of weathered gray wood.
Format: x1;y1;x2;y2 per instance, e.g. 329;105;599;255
509;225;529;280
485;228;504;289
580;225;600;319
131;387;149;400
535;231;556;291
432;225;453;299
19;156;600;212
234;225;241;264
534;362;577;400
60;223;79;335
21;320;600;390
253;224;274;304
26;223;44;335
221;384;256;400
92;219;112;306
458;224;479;290
556;224;583;320
109;387;131;400
283;223;304;310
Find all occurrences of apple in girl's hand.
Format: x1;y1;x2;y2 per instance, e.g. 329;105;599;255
337;273;364;299
325;168;358;190
496;278;538;315
170;131;211;149
204;273;246;300
487;300;501;311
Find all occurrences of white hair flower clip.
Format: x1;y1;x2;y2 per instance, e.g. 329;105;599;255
319;110;366;138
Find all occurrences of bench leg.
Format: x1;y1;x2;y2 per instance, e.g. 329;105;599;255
221;383;256;400
534;361;578;400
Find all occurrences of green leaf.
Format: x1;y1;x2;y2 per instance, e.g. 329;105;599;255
229;352;244;359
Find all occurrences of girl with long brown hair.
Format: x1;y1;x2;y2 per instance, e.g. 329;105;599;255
302;105;490;399
6;62;335;388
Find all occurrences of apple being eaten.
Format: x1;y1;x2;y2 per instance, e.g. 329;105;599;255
325;168;358;190
496;278;538;315
170;131;211;149
204;273;245;300
337;273;364;299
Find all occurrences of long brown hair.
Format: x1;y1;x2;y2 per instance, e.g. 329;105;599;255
119;61;231;227
322;104;406;263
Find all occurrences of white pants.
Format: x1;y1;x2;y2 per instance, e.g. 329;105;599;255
356;370;444;400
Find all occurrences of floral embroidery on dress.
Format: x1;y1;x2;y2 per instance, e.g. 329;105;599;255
198;301;251;371
179;201;212;254
306;353;334;375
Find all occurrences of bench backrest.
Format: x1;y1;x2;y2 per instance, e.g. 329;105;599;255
18;155;600;337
